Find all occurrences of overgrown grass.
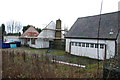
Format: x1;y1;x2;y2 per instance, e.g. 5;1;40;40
3;46;101;65
2;47;103;78
48;50;65;55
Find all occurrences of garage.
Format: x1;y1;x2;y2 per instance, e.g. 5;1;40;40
70;41;106;60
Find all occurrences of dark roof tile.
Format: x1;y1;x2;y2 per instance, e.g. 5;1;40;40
66;11;120;39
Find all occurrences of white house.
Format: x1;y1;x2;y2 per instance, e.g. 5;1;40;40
30;21;56;48
65;11;120;60
20;26;39;46
20;21;57;48
20;19;66;49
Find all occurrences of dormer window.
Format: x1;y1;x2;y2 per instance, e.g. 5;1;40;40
109;29;113;35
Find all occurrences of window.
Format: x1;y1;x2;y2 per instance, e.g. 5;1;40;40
82;43;85;47
86;43;89;47
79;43;81;47
95;44;99;48
25;38;30;43
90;43;94;48
100;44;104;49
31;38;36;44
71;42;74;46
27;39;30;42
75;42;78;46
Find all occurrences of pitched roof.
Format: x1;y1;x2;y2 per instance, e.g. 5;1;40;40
38;21;56;38
66;11;120;40
22;26;39;37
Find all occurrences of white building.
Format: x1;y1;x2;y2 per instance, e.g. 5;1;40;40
65;11;120;60
4;35;20;42
20;21;57;48
30;21;56;48
20;19;66;49
20;26;39;46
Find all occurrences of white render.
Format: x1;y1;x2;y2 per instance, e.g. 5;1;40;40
21;38;49;48
4;36;20;42
20;20;64;49
66;38;115;60
38;21;56;39
20;38;25;45
29;21;56;48
30;38;49;48
20;21;56;48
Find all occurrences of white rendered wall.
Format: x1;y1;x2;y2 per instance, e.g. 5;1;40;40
20;38;30;45
66;39;71;53
29;38;49;48
20;39;25;45
20;38;50;48
4;36;20;42
66;38;115;60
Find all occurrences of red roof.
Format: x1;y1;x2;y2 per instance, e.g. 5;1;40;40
22;26;39;37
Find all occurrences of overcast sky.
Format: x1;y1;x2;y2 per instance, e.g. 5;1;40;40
0;0;119;29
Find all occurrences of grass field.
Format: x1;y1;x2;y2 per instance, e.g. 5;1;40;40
2;47;103;78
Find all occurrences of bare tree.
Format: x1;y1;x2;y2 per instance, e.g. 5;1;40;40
6;20;22;33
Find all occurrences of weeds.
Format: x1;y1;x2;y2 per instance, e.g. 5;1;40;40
2;48;103;78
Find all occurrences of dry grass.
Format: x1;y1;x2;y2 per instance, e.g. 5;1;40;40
2;47;103;79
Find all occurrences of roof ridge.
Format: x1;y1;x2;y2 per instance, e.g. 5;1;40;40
78;11;120;19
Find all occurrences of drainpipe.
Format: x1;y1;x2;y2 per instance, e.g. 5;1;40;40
104;44;107;60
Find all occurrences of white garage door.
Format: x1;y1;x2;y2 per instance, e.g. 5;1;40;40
70;42;106;60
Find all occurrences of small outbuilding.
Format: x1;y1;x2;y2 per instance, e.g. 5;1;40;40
33;21;56;48
20;26;39;46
